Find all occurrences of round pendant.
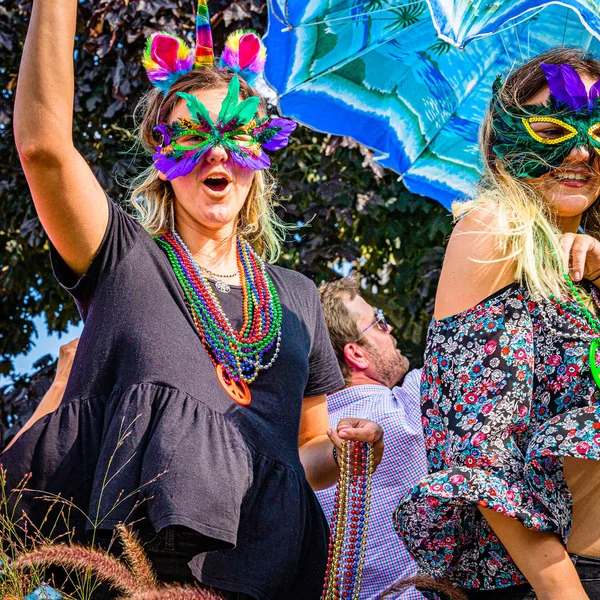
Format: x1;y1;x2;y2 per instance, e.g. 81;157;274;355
215;280;231;293
216;364;251;406
589;338;600;390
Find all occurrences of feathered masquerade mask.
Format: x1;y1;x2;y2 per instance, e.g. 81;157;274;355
491;62;600;179
142;0;295;179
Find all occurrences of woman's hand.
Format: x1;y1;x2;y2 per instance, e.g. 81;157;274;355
327;418;384;471
561;233;600;284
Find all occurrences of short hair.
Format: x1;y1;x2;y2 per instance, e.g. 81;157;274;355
318;277;363;384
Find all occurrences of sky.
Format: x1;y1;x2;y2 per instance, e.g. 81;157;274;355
1;316;83;387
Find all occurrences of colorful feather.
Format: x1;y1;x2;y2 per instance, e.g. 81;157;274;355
541;62;589;111
195;0;214;68
142;33;194;93
219;30;267;85
177;92;215;127
217;76;261;129
255;117;297;151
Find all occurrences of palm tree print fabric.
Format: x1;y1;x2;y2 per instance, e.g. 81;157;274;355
395;283;600;590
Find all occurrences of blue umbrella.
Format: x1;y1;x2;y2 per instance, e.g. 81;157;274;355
264;1;600;208
428;0;600;47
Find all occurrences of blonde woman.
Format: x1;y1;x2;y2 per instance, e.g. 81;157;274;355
3;0;384;597
396;48;600;599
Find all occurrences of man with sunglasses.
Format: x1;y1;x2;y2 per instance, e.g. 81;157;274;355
316;277;427;600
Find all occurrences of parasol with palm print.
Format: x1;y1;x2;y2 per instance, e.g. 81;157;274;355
263;0;600;208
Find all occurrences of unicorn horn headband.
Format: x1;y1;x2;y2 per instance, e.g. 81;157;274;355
142;0;267;92
141;0;296;179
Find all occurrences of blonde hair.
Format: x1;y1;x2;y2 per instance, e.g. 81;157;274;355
453;47;600;300
127;68;290;262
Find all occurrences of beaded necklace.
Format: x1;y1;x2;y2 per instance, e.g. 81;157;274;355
155;230;282;405
322;441;374;600
550;273;600;389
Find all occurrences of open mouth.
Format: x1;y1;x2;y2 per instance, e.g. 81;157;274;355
203;176;230;192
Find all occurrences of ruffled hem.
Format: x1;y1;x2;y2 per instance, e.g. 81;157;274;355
395;404;600;590
1;382;252;547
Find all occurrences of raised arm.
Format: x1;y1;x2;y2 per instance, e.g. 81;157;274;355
298;395;384;491
3;339;79;453
14;0;108;277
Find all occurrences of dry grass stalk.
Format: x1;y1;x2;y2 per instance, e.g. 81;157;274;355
128;585;223;600
382;575;467;600
10;524;224;600
12;544;140;595
115;524;157;591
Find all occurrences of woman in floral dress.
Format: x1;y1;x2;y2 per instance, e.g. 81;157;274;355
396;48;600;599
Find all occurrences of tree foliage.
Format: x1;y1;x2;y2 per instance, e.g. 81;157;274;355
0;0;452;438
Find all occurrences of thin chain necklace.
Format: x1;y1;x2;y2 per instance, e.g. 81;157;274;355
198;264;239;279
155;230;282;405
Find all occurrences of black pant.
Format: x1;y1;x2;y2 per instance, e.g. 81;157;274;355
92;526;255;600
463;554;600;599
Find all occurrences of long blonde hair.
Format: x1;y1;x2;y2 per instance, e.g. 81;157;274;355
453;47;600;300
127;68;290;262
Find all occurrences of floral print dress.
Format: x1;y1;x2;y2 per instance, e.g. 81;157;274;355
394;282;600;591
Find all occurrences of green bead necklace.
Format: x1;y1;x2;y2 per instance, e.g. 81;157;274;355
550;273;600;390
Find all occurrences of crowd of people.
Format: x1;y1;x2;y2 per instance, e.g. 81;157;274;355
4;0;600;598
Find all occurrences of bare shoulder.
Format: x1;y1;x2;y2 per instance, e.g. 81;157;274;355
435;203;517;320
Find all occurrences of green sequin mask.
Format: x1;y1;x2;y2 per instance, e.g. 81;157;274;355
491;63;600;179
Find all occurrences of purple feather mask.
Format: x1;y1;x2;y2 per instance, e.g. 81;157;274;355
491;62;600;178
152;76;297;180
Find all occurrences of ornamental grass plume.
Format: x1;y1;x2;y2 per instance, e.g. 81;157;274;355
12;544;142;595
114;523;157;590
383;575;467;600
0;469;66;599
11;523;223;600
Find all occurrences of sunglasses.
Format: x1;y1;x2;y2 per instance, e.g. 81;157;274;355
354;309;390;342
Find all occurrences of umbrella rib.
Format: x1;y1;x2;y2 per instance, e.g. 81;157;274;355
457;6;545;46
267;0;292;30
562;9;569;45
413;11;542;168
408;51;506;173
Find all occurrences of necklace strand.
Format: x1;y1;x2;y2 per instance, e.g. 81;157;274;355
155;231;282;385
322;441;374;600
199;264;239;279
550;272;600;390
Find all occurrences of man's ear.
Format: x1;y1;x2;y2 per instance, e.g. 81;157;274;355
343;342;370;372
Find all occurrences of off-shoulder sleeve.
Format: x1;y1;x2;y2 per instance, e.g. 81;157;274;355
394;284;560;590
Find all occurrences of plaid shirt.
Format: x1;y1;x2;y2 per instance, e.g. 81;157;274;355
315;370;427;600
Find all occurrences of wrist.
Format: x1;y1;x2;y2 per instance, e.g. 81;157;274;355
587;269;600;283
332;444;340;468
